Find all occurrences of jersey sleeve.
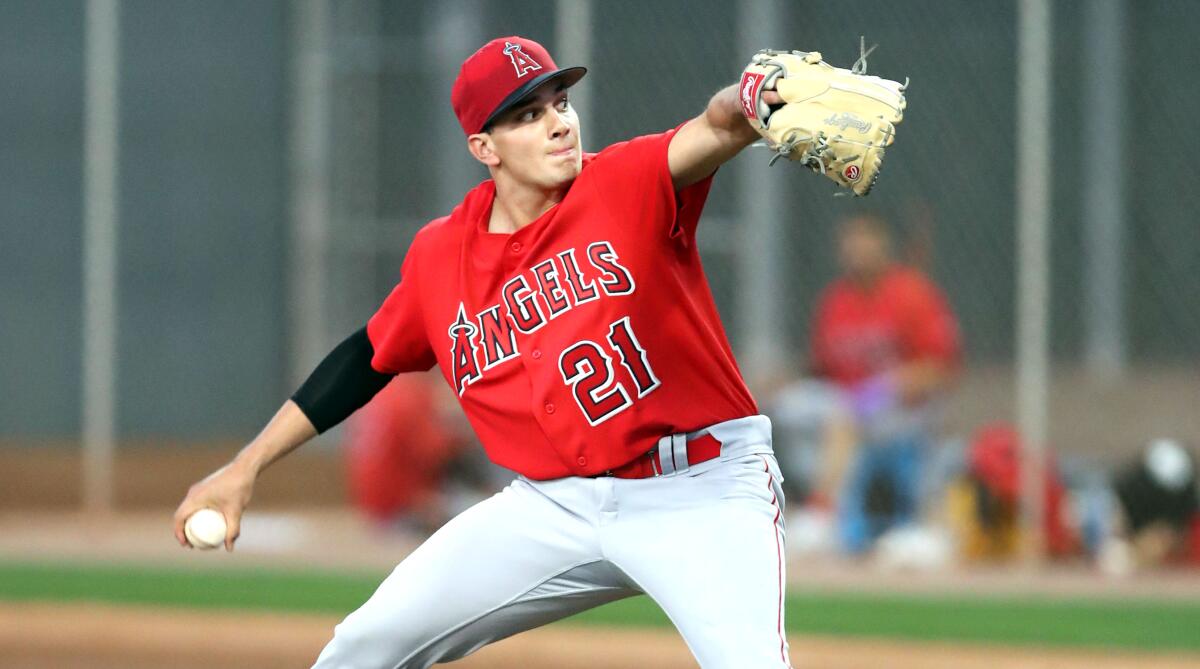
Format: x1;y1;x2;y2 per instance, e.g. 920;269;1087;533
589;124;715;246
365;233;438;374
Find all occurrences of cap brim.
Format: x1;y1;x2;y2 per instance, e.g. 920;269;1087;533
480;66;588;132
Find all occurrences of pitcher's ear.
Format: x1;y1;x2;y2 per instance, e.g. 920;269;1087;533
467;133;500;167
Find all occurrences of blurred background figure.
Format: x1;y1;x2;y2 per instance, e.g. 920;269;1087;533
342;371;500;536
943;422;1077;562
769;377;854;557
806;213;962;555
1099;438;1200;574
770;379;853;506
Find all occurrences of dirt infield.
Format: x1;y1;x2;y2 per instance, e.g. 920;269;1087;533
3;602;1199;669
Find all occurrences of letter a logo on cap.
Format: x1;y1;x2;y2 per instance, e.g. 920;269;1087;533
503;41;543;78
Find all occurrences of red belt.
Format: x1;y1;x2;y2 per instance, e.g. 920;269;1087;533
599;433;723;479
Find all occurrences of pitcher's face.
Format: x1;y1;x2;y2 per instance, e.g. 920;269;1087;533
477;83;582;190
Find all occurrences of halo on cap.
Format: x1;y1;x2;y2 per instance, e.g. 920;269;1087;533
451;36;588;136
480;66;588;132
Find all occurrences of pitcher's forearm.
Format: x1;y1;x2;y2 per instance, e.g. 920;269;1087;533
232;400;318;475
230;327;395;476
704;83;759;144
668;83;761;189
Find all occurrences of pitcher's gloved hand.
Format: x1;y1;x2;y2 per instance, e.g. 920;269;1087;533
739;39;907;195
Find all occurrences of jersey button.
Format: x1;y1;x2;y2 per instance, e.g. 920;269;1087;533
510;241;523;253
545;403;556;414
577;456;587;466
531;349;542;360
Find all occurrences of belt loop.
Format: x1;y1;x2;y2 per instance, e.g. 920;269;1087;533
656;435;676;476
670;433;689;475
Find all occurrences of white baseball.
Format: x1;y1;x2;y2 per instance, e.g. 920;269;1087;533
184;508;228;550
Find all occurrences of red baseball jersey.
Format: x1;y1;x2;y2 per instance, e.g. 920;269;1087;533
366;128;758;479
810;266;961;387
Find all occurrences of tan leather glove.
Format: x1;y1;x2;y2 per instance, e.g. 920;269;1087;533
740;42;907;196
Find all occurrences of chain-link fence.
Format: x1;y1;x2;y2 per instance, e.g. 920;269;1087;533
282;0;1200;462
1;1;1197;524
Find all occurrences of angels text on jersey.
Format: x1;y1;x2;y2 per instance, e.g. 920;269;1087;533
449;240;660;425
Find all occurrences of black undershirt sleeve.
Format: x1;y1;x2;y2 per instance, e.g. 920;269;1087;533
290;326;395;434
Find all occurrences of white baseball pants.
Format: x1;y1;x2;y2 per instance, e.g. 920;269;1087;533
311;415;791;668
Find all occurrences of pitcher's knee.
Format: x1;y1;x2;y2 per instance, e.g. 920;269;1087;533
312;618;431;669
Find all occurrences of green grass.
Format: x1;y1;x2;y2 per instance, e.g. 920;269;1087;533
1;560;1198;651
0;560;377;615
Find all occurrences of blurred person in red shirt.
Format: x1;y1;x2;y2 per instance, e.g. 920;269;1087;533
343;371;491;535
809;213;961;554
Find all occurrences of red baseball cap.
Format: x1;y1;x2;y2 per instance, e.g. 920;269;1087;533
969;423;1020;502
451;36;587;135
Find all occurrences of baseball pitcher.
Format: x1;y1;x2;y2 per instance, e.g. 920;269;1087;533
173;36;906;668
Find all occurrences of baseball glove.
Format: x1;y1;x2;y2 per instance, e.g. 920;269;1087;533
740;40;907;196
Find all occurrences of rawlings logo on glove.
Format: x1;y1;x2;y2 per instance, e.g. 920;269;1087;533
740;72;767;120
741;39;907;196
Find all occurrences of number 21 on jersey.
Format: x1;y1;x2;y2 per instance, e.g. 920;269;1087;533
558;317;660;426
